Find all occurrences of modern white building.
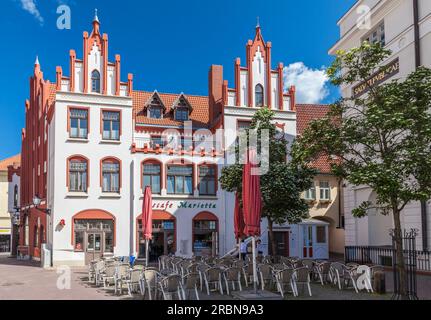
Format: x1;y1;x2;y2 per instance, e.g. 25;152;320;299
17;13;331;266
330;0;431;251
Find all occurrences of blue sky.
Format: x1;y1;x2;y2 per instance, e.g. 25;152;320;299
0;0;356;158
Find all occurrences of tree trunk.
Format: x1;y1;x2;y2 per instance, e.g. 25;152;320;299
267;218;278;259
393;208;408;300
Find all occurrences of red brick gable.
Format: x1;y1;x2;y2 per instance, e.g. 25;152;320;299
296;104;337;173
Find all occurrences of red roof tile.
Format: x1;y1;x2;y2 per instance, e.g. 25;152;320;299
296;104;336;173
132;91;210;128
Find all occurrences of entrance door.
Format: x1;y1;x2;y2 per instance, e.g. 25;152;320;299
303;226;313;258
85;232;103;264
269;231;289;257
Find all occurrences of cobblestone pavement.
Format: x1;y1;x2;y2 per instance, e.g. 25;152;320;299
0;256;429;300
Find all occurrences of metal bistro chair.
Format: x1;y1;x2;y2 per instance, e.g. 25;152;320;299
122;269;141;296
94;260;106;286
223;267;243;295
102;265;117;289
292;267;312;297
244;262;260;288
315;261;331;285
203;267;224;296
258;264;274;291
140;269;161;300
182;272;200;300
159;274;183;300
114;264;131;295
330;262;349;290
197;263;209;291
275;268;295;298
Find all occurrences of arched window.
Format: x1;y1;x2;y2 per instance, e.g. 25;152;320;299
13;185;18;207
91;70;101;93
142;161;161;194
255;84;264;107
68;156;88;192
102;158;121;193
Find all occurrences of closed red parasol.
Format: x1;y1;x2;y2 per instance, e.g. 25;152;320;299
142;186;153;266
234;192;245;240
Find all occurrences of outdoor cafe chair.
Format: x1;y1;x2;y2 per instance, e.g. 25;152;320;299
203;267;224;296
181;272;200;300
140;269;161;300
102;265;117;289
187;263;199;274
197;263;210;291
88;260;98;284
94;260;106;286
315;261;331;285
330;262;352;291
244;262;260;288
274;268;295;298
159;274;184;300
223;267;243;295
114;264;131;295
258;264;274;291
292;267;312;297
124;269;142;296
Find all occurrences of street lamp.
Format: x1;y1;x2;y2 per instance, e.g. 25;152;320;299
32;195;51;215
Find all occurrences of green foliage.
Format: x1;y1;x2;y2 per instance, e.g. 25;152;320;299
292;42;431;218
219;108;316;225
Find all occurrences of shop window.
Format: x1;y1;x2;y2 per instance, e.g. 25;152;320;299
102;111;120;141
198;165;216;196
73;219;114;253
167;165;193;195
69;108;88;139
143;162;161;194
102;159;120;193
68;158;88;192
193;219;218;256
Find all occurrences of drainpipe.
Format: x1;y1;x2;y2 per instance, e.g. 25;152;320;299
337;179;343;229
413;0;421;68
421;201;428;251
414;0;427;250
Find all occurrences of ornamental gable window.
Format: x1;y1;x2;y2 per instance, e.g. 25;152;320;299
91;70;101;93
172;95;192;121
146;93;166;119
255;84;264;107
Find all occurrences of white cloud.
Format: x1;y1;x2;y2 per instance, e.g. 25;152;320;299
20;0;44;25
283;62;329;104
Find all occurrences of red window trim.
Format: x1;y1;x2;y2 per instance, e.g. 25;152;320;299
100;157;122;192
67;106;90;137
66;155;90;190
100;108;122;139
165;159;195;194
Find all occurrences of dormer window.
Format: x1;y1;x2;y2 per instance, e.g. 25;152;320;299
175;107;189;121
255;84;264;107
91;70;101;93
149;106;162;119
146;93;166;119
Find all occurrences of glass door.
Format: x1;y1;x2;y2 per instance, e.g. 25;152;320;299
303;226;313;258
85;232;103;264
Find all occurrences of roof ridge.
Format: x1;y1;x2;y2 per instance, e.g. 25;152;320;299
132;90;208;99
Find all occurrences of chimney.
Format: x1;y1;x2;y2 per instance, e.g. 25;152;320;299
208;65;224;125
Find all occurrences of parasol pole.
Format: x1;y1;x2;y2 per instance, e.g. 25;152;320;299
145;239;149;267
252;236;258;294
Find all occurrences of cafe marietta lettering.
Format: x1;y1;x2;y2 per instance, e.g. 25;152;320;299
152;200;217;210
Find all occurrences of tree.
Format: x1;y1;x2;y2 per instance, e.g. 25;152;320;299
291;42;431;299
219;107;316;256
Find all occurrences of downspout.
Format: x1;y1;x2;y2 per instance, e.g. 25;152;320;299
414;0;427;250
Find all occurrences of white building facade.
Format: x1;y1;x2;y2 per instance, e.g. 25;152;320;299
330;0;431;250
17;14;330;266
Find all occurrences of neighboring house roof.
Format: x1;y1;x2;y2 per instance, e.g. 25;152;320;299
132;91;210;128
296;104;336;174
0;154;21;172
